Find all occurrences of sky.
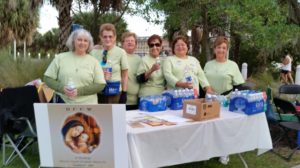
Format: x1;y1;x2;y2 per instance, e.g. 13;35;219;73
38;4;164;37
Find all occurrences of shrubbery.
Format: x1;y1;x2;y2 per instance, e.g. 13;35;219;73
0;49;51;88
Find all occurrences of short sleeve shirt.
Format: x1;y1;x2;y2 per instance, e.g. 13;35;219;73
44;51;105;104
90;45;129;82
127;54;141;105
163;55;210;92
136;55;165;97
204;59;244;94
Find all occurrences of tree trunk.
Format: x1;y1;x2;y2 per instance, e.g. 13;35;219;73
232;33;241;65
92;1;100;45
57;0;72;52
287;0;300;25
200;5;211;66
191;26;202;59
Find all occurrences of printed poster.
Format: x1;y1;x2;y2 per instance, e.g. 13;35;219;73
34;104;127;168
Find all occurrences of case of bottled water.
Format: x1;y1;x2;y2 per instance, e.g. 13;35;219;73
162;89;195;110
139;95;167;112
229;89;265;115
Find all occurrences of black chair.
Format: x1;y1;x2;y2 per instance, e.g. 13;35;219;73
0;86;39;168
278;84;300;97
272;97;300;161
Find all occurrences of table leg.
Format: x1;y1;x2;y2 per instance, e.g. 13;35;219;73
238;153;248;168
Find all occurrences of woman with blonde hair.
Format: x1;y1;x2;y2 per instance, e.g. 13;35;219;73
90;23;129;104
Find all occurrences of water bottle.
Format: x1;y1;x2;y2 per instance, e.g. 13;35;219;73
155;57;161;65
66;77;76;91
205;94;213;102
184;68;193;84
103;60;112;81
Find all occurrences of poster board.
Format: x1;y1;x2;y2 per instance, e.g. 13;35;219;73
34;103;128;168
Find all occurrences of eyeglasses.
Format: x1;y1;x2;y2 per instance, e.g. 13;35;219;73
102;35;114;39
101;50;108;66
149;43;161;48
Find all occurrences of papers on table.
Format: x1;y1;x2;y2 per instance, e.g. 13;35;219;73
127;112;192;128
154;114;191;123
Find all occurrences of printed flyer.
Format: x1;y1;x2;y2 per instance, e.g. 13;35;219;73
34;104;127;168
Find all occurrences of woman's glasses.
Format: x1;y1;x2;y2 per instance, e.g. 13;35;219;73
149;43;161;48
101;50;108;66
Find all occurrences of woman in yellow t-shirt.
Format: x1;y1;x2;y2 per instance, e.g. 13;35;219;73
163;35;213;97
204;36;245;165
90;23;129;104
136;34;166;97
44;29;106;104
121;32;141;110
204;36;245;96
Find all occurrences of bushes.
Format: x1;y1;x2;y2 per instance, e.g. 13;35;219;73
0;51;51;88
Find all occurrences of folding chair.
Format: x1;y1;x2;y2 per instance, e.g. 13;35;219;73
276;84;300;122
278;84;300;96
0;86;39;168
272;97;300;161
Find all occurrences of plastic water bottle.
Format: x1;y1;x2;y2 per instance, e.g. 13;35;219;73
184;67;192;84
66;77;76;91
205;94;213;102
155;57;161;65
103;60;112;81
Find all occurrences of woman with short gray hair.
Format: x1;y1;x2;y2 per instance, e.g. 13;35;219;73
66;29;94;53
44;29;106;104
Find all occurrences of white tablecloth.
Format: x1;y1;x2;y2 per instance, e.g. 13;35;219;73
127;109;272;168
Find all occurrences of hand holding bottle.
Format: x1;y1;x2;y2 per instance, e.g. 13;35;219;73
150;63;160;72
64;78;77;98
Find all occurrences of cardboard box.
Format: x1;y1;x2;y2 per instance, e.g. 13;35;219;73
183;99;220;121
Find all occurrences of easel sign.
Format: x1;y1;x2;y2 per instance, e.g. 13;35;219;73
34;104;128;168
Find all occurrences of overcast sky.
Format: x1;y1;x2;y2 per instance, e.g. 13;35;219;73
38;4;164;37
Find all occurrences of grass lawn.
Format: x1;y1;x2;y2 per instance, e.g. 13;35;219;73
1;144;300;168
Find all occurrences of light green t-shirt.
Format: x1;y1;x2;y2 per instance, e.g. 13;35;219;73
44;51;106;104
127;54;141;105
163;55;210;92
90;45;129;90
137;55;165;97
204;59;245;94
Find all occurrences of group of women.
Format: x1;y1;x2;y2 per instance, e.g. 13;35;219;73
44;23;245;109
44;23;245;164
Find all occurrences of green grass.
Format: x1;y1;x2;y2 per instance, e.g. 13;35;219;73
1;144;300;168
165;150;300;168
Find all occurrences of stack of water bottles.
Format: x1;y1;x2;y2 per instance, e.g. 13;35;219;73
229;89;265;115
205;94;229;107
139;95;167;112
162;89;195;110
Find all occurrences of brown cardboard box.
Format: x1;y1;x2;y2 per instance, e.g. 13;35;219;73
183;98;220;121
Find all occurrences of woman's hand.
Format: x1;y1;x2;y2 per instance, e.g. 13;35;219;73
64;86;78;98
175;81;193;89
150;63;160;72
205;86;215;94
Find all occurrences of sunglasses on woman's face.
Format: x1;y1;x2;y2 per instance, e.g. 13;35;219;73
101;50;108;66
149;43;161;48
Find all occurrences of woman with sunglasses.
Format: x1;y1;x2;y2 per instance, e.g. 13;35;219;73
44;29;106;104
204;36;244;165
136;34;166;97
90;23;129;104
163;35;212;97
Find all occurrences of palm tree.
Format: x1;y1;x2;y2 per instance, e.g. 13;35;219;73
48;0;73;52
0;0;40;48
49;0;125;52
